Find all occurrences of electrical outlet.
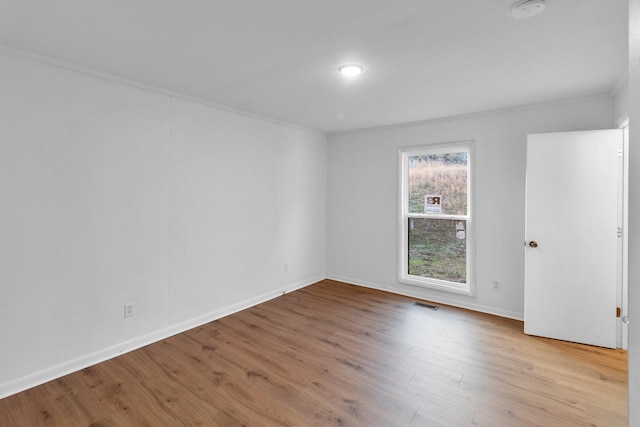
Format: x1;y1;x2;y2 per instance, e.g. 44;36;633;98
124;303;135;318
492;281;501;291
283;264;288;273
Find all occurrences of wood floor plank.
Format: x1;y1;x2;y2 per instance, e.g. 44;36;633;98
0;279;627;426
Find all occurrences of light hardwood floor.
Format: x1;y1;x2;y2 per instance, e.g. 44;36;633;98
0;279;627;426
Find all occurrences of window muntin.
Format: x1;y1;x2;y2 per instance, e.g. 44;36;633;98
399;142;474;295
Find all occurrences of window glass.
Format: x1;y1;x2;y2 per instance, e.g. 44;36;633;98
408;218;466;283
407;152;468;215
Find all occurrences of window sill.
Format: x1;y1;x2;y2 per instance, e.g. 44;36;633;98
398;275;475;297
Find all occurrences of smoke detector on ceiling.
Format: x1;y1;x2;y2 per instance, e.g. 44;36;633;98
512;0;546;19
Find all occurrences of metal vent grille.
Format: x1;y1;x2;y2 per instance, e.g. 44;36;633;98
414;302;439;311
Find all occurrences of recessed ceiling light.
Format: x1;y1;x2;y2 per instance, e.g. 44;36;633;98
338;64;364;77
512;0;546;19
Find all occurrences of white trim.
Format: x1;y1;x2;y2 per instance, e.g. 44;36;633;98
622;126;629;350
1;272;531;399
616;130;625;348
398;141;476;296
0;275;323;399
0;44;326;137
329;94;614;137
328;274;523;321
617;113;630;129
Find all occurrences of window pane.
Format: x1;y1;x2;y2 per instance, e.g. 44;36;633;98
408;152;468;215
408;218;466;284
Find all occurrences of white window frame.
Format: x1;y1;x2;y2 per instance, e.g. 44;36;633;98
398;141;475;296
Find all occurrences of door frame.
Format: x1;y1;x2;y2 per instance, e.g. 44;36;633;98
620;123;629;350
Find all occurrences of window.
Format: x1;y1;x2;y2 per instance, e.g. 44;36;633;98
398;142;474;295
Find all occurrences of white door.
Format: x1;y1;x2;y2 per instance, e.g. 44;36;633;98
524;129;621;348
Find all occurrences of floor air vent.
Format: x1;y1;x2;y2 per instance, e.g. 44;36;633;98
414;302;439;311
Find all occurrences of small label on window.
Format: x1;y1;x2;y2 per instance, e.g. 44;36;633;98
424;195;442;214
456;221;466;240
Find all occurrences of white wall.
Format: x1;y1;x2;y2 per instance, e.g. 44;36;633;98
628;0;639;424
0;50;327;398
327;97;615;319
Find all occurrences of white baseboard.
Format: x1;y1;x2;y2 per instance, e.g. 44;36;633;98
0;275;323;400
1;273;524;399
327;274;524;321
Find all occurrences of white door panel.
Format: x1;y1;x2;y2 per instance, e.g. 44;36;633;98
524;130;621;348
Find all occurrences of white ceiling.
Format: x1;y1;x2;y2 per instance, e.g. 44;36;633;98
0;0;628;133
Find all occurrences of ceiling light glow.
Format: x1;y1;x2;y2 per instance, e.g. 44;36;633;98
338;64;364;77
